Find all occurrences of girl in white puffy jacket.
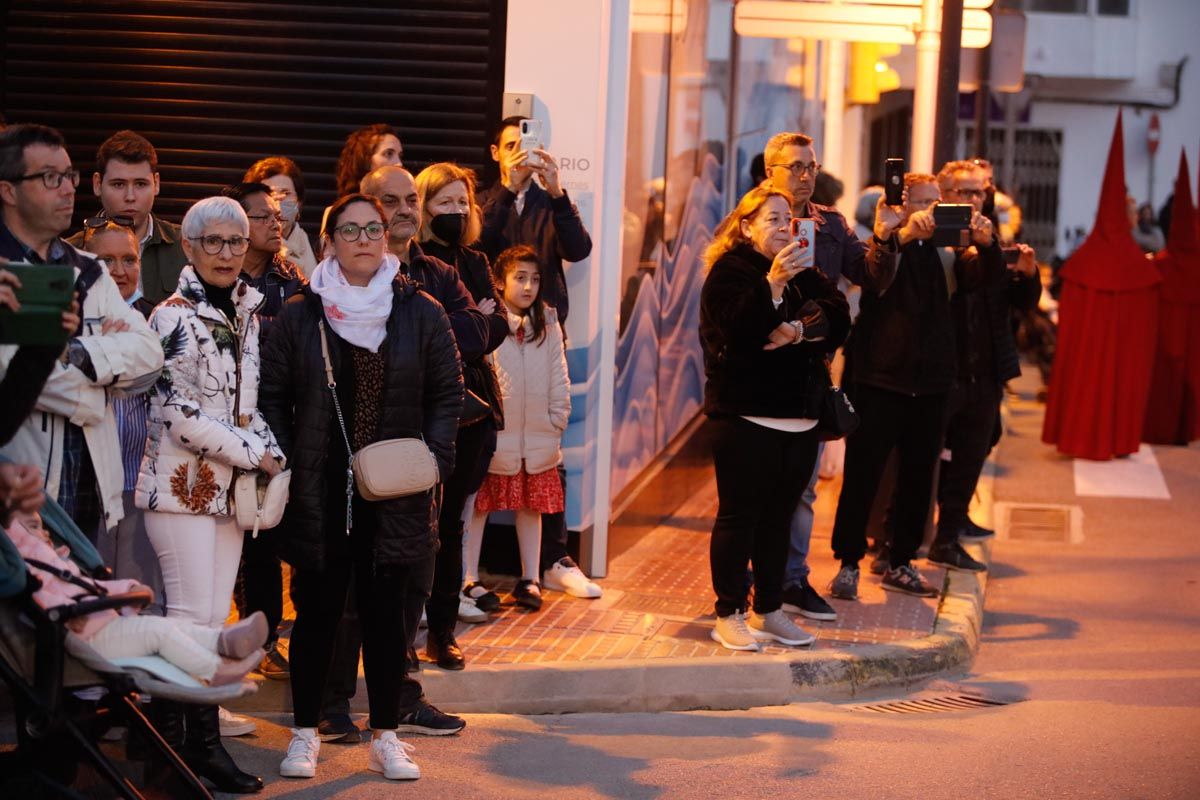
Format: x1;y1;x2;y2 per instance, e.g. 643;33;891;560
464;246;569;612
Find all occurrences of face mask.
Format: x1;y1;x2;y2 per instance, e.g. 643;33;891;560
429;212;467;246
279;199;300;223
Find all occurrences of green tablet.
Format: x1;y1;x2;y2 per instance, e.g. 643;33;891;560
0;263;75;346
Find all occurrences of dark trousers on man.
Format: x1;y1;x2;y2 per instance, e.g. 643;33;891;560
709;417;818;618
539;464;571;573
237;529;283;646
302;500;433;728
831;384;949;568
934;377;1002;547
426;419;493;633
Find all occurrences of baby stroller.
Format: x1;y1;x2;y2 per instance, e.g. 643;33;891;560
0;494;258;799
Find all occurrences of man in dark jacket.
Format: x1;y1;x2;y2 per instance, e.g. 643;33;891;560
481;116;598;599
65;130;186;305
763;131;875;620
829;173;1005;601
221;181;309;681
933;161;1040;555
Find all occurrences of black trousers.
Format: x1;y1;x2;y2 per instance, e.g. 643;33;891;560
539;464;570;572
831;384;948;568
236;528;283;646
426;419;493;633
709;417;818;618
293;499;431;729
935;377;1003;545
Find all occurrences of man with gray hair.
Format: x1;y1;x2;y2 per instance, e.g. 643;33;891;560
761;131;880;624
0;123;162;540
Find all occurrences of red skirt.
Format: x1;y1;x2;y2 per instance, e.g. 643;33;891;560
474;467;564;514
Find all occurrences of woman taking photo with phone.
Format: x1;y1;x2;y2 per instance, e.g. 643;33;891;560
259;193;462;782
699;185;850;652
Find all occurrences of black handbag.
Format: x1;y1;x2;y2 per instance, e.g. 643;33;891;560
460;389;491;427
816;385;860;441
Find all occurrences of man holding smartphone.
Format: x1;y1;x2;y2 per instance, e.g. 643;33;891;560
480;115;599;601
0;124;163;542
930;161;1039;558
762;131;889;620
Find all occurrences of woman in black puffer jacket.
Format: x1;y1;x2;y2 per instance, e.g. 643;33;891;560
699;184;849;653
259;193;462;780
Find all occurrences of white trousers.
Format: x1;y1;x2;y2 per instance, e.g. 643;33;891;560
89;615;222;681
144;511;242;629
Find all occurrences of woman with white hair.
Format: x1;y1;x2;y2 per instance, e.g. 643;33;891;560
136;195;284;794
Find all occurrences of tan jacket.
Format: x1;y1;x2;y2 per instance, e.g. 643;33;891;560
487;308;570;476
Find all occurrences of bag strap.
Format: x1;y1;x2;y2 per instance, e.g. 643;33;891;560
318;320;355;535
25;557;109;597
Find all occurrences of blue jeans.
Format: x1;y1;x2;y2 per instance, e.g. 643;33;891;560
784;441;824;589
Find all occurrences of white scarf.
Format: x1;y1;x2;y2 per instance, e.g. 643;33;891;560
309;252;399;353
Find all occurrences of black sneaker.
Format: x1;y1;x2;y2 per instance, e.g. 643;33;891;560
395;700;465;736
780;580;837;621
927;542;987;573
462;581;501;613
317;713;362;744
882;564;940;597
256;641;290;680
406;644;421;674
829;565;860;600
512;579;543;611
959;519;996;543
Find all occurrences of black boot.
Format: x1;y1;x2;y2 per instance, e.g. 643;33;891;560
182;705;262;794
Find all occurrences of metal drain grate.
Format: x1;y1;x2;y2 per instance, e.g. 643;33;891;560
852;695;1012;714
994;502;1084;544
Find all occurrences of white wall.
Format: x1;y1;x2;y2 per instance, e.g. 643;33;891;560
1027;0;1200;255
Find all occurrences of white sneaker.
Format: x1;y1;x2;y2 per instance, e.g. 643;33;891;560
368;731;420;780
748;610;816;647
279;728;320;779
542;559;602;598
217;706;256;737
458;595;488;623
710;612;760;651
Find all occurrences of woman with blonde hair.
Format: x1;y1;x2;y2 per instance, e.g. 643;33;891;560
413;162;511;667
699;185;849;652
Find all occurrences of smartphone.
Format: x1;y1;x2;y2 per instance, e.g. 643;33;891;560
519;118;544;170
884;158;905;206
1002;246;1021;265
790;218;815;268
0;262;75;346
930;204;973;248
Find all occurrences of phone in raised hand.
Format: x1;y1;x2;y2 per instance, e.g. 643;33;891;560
790;218;815;269
520;119;544;170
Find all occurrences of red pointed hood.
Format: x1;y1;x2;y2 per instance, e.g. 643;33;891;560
1155;149;1200;302
1060;111;1161;290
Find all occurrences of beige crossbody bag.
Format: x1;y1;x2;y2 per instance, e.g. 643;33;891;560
319;321;439;532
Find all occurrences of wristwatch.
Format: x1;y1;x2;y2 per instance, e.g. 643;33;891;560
788;320;805;344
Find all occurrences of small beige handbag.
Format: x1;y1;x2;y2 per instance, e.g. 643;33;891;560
233;469;292;537
318;322;439;527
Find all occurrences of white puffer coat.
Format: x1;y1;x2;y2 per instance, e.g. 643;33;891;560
488;307;570;477
135;267;284;517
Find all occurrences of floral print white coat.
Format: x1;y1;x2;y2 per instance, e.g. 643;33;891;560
135;266;284;517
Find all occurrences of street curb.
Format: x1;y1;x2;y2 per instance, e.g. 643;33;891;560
229;547;990;716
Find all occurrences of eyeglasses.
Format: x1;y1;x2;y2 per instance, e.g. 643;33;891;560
189;235;250;256
952;188;986;199
769;161;821;177
334;222;386;242
83;214;135;229
247;213;284;226
5;169;81;189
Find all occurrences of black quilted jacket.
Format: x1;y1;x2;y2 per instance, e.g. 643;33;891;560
259;277;463;571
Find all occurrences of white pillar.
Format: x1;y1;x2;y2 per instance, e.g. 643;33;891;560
912;0;942;173
823;39;848;176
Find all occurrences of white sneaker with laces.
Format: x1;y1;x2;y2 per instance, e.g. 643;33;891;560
368;731;420;780
458;595;488;623
279;728;320;779
217;706;255;737
748;609;816;646
710;612;760;651
542;559;603;598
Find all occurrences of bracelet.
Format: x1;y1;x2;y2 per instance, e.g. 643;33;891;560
790;320;805;344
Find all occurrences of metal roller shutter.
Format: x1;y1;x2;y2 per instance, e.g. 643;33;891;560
0;0;508;232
